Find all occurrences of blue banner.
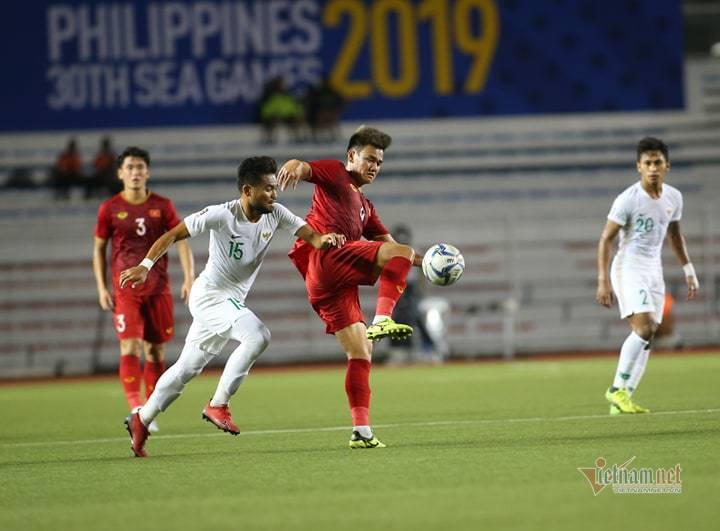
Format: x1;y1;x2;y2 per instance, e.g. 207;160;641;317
0;0;684;131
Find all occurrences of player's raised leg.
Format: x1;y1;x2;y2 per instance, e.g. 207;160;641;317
203;312;272;435
336;323;386;449
366;242;415;342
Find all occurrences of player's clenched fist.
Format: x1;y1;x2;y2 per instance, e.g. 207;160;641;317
120;265;149;289
595;283;614;308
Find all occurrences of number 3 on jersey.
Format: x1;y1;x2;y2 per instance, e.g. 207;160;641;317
135;217;146;236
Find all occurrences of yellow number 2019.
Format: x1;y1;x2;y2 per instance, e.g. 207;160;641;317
323;0;499;99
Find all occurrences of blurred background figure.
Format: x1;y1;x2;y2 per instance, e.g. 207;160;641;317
304;76;344;143
258;76;305;144
49;138;84;199
85;136;119;199
655;293;683;350
4;167;35;189
385;224;450;365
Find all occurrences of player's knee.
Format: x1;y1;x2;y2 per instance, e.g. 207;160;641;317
379;242;414;265
388;242;413;260
145;343;165;362
635;323;657;341
120;339;143;356
251;325;272;353
235;321;271;352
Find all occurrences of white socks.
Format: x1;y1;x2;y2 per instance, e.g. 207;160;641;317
612;332;649;389
372;315;390;325
353;425;373;438
627;345;651;393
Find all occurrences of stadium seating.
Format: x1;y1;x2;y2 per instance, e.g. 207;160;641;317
0;59;718;377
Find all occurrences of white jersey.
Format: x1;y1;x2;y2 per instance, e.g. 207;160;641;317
185;200;305;302
608;182;683;267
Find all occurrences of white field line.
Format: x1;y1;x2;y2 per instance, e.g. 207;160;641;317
2;407;719;450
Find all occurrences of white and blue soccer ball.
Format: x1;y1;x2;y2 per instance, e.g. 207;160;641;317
421;243;465;286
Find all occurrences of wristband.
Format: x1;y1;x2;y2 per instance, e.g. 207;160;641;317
140;258;155;271
682;262;696;278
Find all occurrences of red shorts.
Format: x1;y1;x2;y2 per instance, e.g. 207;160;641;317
305;240;383;334
113;291;174;344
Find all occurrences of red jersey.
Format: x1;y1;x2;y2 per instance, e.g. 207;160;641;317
95;192;181;295
288;159;389;277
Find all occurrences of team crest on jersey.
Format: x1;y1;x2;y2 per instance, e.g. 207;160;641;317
149;208;161;218
666;208;673;218
117;211;128;219
262;231;272;240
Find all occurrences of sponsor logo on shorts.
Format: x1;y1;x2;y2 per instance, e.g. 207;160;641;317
149;208;161;218
165;327;173;335
117;211;128;219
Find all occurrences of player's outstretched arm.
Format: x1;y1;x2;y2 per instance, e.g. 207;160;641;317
92;236;113;310
596;220;621;308
175;238;195;304
295;224;346;250
278;159;311;190
120;222;191;289
667;221;699;300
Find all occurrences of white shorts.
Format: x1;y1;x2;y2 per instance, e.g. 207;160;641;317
610;257;665;323
186;277;263;354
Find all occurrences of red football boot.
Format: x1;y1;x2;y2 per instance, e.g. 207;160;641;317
202;402;240;435
124;411;149;457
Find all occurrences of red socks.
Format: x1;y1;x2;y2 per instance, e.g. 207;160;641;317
345;359;371;426
119;355;142;409
143;360;166;399
375;256;412;317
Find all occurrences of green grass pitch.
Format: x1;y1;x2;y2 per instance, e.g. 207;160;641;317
1;353;718;531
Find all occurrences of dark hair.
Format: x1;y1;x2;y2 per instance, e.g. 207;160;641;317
237;156;277;189
117;146;150;168
636;137;669;162
346;125;392;152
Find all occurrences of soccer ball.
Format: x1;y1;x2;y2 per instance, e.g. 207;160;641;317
421;243;465;286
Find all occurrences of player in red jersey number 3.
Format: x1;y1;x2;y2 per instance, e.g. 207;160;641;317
279;126;422;449
93;147;194;428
